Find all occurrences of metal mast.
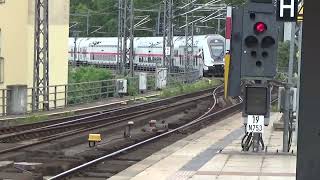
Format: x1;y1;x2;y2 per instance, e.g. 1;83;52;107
117;0;134;76
32;0;49;111
129;0;134;77
163;0;173;71
184;0;194;75
117;0;124;75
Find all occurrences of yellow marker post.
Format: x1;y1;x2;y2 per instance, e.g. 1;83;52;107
88;134;102;147
224;53;231;98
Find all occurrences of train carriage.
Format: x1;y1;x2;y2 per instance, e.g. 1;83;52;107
69;34;225;77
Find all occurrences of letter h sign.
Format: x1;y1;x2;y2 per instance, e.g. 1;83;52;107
276;0;298;21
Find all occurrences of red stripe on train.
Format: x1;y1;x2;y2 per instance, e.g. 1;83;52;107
68;51;202;58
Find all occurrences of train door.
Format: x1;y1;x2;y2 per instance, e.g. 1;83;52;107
178;46;185;72
197;49;204;78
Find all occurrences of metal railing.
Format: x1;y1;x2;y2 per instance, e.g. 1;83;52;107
167;70;200;87
0;71;201;116
0;89;9;116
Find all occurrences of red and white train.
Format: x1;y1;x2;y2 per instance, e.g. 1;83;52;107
68;34;225;76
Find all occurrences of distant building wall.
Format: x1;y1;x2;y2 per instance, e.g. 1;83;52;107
0;0;69;113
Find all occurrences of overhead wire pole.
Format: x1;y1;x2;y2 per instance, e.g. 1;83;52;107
157;6;162;35
129;0;134;77
32;0;49;111
118;0;134;76
86;10;90;36
163;0;173;71
121;0;128;76
184;0;194;78
117;0;123;75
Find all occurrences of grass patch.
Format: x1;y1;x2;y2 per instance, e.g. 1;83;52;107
59;111;75;118
160;79;220;98
18;115;49;125
16;111;76;125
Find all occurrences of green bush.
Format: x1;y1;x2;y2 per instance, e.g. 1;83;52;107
69;66;113;83
127;77;139;96
68;66;113;104
147;75;156;90
160;79;220;98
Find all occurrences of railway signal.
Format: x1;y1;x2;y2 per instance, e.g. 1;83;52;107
241;1;279;79
225;1;280;152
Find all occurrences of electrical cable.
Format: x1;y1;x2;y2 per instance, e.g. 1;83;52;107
288;112;294;151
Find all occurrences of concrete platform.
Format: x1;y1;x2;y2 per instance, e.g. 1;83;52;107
109;112;297;180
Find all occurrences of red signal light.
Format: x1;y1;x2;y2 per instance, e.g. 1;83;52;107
254;22;267;33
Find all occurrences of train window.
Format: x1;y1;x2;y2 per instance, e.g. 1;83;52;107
210;45;224;57
153;57;158;63
81;48;84;59
148;57;151;63
179;55;182;65
83;48;87;58
174;50;178;56
70;49;73;58
75;49;78;59
139;57;142;62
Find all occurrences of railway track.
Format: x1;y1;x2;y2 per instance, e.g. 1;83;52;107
0;87;221;156
0;93;214;144
0;88;219;136
0;80;283;179
48;81;282;180
45;85;238;179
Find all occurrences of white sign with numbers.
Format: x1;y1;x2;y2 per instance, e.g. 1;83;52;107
165;47;171;56
247;115;264;133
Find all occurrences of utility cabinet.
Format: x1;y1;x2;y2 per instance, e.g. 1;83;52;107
139;72;147;93
6;85;27;115
156;68;167;90
116;79;127;95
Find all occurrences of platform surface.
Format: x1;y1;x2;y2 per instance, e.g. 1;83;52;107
109;112;296;180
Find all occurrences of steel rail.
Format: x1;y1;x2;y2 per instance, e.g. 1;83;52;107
52;83;283;180
48;85;229;180
0;87;220;154
0;92;214;143
0;88;217;135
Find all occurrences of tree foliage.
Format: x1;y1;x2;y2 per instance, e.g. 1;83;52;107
277;41;298;74
224;0;247;5
70;0;245;37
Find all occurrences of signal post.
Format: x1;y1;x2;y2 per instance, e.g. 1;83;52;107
225;0;279;152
